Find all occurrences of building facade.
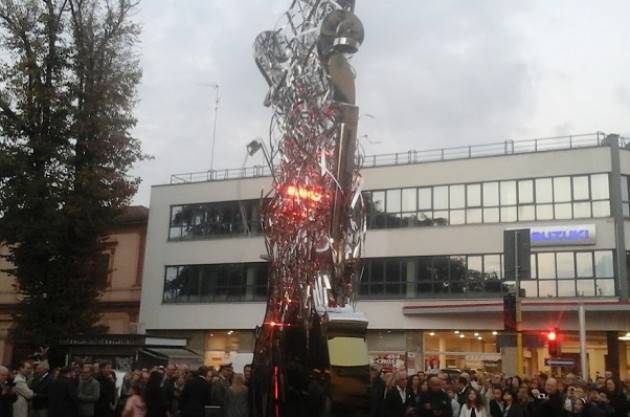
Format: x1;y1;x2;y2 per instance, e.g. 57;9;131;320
0;206;148;364
139;133;630;377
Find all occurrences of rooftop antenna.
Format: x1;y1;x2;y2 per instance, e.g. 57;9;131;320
200;83;220;170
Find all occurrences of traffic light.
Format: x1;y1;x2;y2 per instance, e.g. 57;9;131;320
547;328;560;357
503;293;517;332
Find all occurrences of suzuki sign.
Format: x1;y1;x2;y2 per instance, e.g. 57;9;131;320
530;224;596;247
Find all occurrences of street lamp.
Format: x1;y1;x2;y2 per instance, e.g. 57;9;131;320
246;138;273;172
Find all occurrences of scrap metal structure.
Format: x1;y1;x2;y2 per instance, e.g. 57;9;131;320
251;1;368;416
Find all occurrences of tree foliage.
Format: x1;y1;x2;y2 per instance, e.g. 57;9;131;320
0;0;143;360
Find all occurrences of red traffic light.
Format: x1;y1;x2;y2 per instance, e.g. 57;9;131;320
547;331;557;341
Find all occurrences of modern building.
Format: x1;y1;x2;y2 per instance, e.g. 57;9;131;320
139;132;630;378
0;205;149;364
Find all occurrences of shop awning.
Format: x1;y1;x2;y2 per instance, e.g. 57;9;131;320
403;299;630;315
142;347;201;362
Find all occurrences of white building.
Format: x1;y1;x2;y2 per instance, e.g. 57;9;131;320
139;132;630;377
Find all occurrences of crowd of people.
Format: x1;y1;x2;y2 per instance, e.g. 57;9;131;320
0;360;251;417
370;366;630;417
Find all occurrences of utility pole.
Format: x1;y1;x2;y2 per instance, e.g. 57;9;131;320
200;83;220;170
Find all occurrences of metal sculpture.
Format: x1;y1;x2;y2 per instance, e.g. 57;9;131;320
251;1;368;416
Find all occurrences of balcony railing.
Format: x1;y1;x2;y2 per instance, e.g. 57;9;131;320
170;131;607;184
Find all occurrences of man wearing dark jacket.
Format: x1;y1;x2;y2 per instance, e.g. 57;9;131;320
94;362;116;417
0;366;16;417
534;378;564;417
31;363;51;417
48;367;78;417
418;376;453;417
370;365;385;417
180;367;211;417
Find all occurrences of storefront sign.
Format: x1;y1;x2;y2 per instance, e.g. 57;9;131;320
369;352;406;372
545;357;576;367
530;225;596;247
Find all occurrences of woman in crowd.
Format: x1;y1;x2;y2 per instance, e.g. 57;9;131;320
407;374;421;409
224;373;249;417
459;389;488;417
122;383;146;417
603;378;628;417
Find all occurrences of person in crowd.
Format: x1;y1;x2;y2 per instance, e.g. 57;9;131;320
77;364;100;417
48;367;77;417
502;390;523;417
516;385;534;417
384;371;408;417
459;389;488;417
446;387;460;417
569;397;587;417
456;377;471;407
179;366;210;417
30;361;51;417
417;375;452;417
145;370;167;417
489;386;504;417
122;383;145;417
13;361;34;417
602;378;627;417
162;364;178;417
224;373;248;417
243;365;252;388
408;374;422;409
211;365;233;408
369;365;385;417
533;377;563;417
94;362;116;417
0;365;16;417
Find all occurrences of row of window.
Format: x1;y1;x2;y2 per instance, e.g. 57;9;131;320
169;200;262;241
162;250;616;303
365;173;610;228
167;173;612;240
163;263;267;303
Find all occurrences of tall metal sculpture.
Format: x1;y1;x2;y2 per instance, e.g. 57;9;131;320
251;1;367;416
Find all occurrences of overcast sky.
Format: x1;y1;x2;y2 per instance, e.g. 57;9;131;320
130;0;630;206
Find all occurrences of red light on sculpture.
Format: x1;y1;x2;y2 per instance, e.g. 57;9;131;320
547;330;557;341
285;185;322;202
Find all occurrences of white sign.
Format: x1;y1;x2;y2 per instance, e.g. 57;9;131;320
530;224;596;247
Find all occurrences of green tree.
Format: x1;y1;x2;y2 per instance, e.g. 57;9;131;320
0;0;144;362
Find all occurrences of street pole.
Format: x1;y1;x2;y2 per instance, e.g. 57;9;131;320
515;230;524;376
579;304;588;380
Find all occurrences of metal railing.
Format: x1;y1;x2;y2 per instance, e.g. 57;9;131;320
170;132;607;184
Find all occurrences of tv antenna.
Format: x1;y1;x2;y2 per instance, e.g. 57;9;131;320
200;83;220;170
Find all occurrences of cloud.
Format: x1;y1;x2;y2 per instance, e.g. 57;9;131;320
130;0;630;205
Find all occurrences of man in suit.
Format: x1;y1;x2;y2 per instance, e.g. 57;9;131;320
370;365;385;417
384;371;408;417
48;367;78;417
534;378;564;417
180;366;211;417
31;362;52;417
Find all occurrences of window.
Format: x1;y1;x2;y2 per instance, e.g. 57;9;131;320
535;178;553;203
483;182;499;207
526;250;616;299
500;181;517;206
169;200;263;240
364;173;611;230
450;185;465;209
518;180;534;204
467;184;481;207
163;263;268;303
590;174;609;200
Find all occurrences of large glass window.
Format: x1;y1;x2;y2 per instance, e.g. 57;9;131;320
366;173;611;230
169;200;263;240
163;263;268;303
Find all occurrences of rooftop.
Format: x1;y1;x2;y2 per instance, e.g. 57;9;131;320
169;131;624;185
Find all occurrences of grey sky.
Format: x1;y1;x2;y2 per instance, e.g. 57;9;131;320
131;1;630;205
